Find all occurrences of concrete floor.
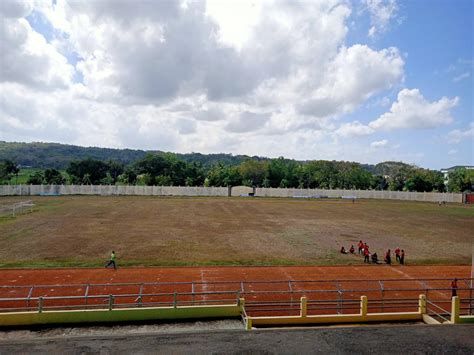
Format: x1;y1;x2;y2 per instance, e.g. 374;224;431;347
0;323;473;354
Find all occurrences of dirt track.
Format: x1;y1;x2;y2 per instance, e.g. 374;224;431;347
0;266;470;315
0;265;469;285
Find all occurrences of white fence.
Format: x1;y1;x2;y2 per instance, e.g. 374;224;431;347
0;185;463;203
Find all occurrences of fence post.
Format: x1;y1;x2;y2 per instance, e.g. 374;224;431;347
300;297;307;317
451;296;460;323
173;292;177;308
360;296;367;317
239;298;245;309
418;294;426;314
38;297;43;313
246;317;253;331
108;294;114;311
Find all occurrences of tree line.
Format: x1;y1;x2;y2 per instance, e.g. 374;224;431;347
2;155;473;193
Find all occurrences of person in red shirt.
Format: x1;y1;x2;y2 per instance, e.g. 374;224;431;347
349;245;355;254
451;278;458;297
340;246;348;254
400;250;405;265
395;247;401;263
358;240;364;254
364;248;370;263
384;249;391;265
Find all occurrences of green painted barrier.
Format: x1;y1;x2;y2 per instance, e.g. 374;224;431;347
0;304;242;327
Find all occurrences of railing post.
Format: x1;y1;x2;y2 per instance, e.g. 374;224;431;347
173;292;177;308
300;297;307;317
360;296;367;317
246;317;253;330
27;286;34;310
239;298;245;310
418;294;426;314
38;297;43;313
85;284;89;306
108;294;114;311
451;296;460;323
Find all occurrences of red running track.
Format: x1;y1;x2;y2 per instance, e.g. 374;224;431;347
0;265;471;316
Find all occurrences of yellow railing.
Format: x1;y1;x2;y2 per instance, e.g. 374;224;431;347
0;294;472;328
243;295;474;330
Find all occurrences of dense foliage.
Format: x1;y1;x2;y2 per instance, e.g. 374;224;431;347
0;142;471;192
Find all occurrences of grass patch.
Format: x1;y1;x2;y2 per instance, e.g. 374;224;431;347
0;196;472;268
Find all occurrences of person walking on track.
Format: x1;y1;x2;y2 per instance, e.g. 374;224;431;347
105;251;117;270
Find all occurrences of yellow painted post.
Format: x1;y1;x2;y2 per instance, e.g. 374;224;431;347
300;297;307;317
360;296;367;317
418;294;426;314
239;298;245;310
246;317;253;330
451;296;460;324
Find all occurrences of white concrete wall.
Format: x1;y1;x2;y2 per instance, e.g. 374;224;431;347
0;185;463;203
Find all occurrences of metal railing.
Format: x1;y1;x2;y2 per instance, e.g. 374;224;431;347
0;278;472;316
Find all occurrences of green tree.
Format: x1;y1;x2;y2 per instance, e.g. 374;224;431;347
27;171;45;184
44;169;65;185
0;160;20;184
66;159;110;185
404;169;445;192
206;163;242;187
447;168;474;192
239;160;267;187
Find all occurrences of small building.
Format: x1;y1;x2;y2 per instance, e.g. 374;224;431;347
440;165;474;185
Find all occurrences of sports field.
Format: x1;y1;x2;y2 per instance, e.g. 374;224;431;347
0;196;472;268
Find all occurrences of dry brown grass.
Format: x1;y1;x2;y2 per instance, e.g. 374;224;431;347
0;196;472;267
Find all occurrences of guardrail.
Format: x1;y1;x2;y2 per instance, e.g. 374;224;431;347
1;278;472;327
0;278;472;315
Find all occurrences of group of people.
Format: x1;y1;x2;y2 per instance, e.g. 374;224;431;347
340;241;405;265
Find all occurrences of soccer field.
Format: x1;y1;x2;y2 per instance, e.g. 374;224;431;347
0;196;472;267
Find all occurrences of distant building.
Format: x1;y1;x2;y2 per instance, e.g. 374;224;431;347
441;165;474;185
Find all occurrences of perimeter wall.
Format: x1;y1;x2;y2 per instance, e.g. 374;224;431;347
0;185;463;203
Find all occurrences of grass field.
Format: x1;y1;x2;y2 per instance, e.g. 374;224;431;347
0;196;472;268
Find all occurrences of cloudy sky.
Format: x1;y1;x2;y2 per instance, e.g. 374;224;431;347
0;0;472;169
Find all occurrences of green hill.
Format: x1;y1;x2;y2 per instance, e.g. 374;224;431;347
0;141;257;169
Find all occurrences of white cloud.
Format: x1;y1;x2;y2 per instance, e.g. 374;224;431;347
453;72;471;83
336;121;374;137
370;139;389;148
364;0;398;38
447;123;474;144
0;0;33;18
369;89;459;131
0;7;74;89
225;111;270;133
1;0;464;168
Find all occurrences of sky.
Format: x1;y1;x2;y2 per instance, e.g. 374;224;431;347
0;0;472;170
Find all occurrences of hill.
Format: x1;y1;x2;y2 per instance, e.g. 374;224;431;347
0;141;254;169
0;141;418;178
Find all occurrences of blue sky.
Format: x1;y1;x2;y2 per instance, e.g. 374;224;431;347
0;0;472;169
